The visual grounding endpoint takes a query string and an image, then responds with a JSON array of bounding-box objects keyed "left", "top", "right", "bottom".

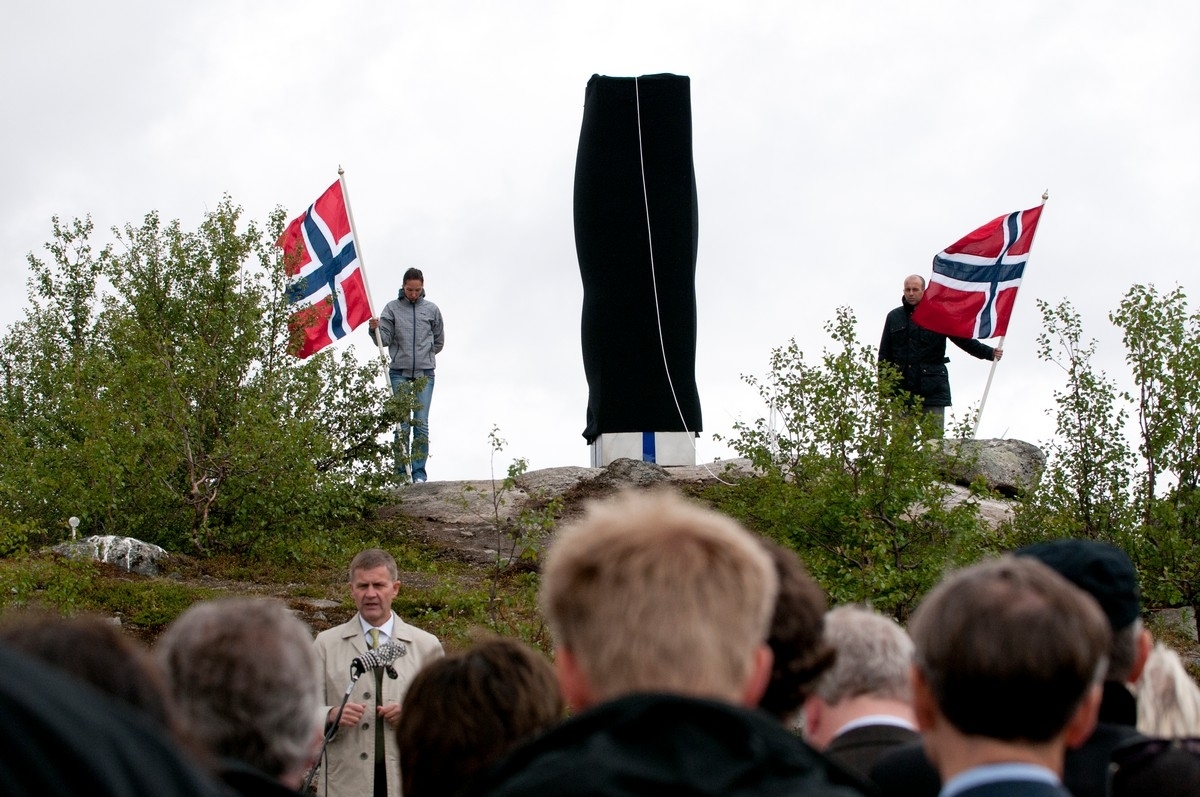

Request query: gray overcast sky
[{"left": 3, "top": 1, "right": 1197, "bottom": 480}]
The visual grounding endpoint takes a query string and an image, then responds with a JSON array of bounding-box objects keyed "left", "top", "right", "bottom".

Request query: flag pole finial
[
  {"left": 1042, "top": 189, "right": 1049, "bottom": 202},
  {"left": 338, "top": 165, "right": 344, "bottom": 176}
]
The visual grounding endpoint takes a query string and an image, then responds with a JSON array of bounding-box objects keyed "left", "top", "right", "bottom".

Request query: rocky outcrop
[
  {"left": 383, "top": 458, "right": 757, "bottom": 565},
  {"left": 52, "top": 535, "right": 169, "bottom": 576},
  {"left": 937, "top": 438, "right": 1046, "bottom": 497},
  {"left": 942, "top": 484, "right": 1016, "bottom": 528}
]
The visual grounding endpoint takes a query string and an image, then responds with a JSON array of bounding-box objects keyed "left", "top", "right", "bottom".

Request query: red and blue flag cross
[{"left": 285, "top": 204, "right": 358, "bottom": 340}]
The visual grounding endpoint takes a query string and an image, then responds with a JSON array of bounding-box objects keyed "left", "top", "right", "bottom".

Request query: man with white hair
[
  {"left": 803, "top": 605, "right": 920, "bottom": 779},
  {"left": 157, "top": 597, "right": 324, "bottom": 797}
]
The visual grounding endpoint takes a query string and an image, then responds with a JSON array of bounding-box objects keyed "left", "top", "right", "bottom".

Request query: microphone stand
[{"left": 303, "top": 662, "right": 368, "bottom": 794}]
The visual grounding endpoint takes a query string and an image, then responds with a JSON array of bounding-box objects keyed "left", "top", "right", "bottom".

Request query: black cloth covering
[{"left": 575, "top": 73, "right": 702, "bottom": 443}]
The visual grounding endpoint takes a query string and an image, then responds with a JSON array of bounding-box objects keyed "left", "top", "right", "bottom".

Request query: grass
[{"left": 0, "top": 512, "right": 546, "bottom": 653}]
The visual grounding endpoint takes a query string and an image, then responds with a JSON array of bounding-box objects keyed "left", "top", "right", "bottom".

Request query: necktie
[{"left": 368, "top": 628, "right": 386, "bottom": 796}]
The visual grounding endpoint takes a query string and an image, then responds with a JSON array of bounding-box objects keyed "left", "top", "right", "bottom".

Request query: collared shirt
[
  {"left": 358, "top": 614, "right": 396, "bottom": 646},
  {"left": 941, "top": 762, "right": 1060, "bottom": 797},
  {"left": 833, "top": 714, "right": 919, "bottom": 740}
]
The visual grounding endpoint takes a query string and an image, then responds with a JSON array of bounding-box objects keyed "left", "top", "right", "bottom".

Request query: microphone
[{"left": 350, "top": 641, "right": 408, "bottom": 679}]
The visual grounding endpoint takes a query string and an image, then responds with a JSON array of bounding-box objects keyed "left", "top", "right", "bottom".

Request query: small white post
[{"left": 68, "top": 516, "right": 80, "bottom": 540}]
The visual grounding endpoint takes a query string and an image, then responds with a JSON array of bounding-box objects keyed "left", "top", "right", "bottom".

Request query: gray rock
[
  {"left": 664, "top": 458, "right": 756, "bottom": 484},
  {"left": 294, "top": 597, "right": 342, "bottom": 611},
  {"left": 942, "top": 484, "right": 1016, "bottom": 529},
  {"left": 515, "top": 466, "right": 598, "bottom": 497},
  {"left": 398, "top": 478, "right": 530, "bottom": 525},
  {"left": 938, "top": 438, "right": 1046, "bottom": 497},
  {"left": 594, "top": 458, "right": 671, "bottom": 488},
  {"left": 1149, "top": 607, "right": 1199, "bottom": 642},
  {"left": 52, "top": 535, "right": 169, "bottom": 577}
]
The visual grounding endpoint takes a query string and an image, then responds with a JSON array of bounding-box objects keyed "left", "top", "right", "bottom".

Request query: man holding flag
[
  {"left": 878, "top": 274, "right": 1001, "bottom": 434},
  {"left": 879, "top": 202, "right": 1044, "bottom": 435}
]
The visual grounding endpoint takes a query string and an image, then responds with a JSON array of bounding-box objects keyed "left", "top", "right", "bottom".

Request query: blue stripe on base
[{"left": 643, "top": 432, "right": 656, "bottom": 463}]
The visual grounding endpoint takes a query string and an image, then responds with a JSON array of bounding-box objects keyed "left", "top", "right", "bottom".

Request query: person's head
[
  {"left": 0, "top": 642, "right": 219, "bottom": 797},
  {"left": 396, "top": 636, "right": 564, "bottom": 797},
  {"left": 910, "top": 556, "right": 1110, "bottom": 749},
  {"left": 1016, "top": 539, "right": 1152, "bottom": 684},
  {"left": 349, "top": 548, "right": 400, "bottom": 627},
  {"left": 903, "top": 274, "right": 926, "bottom": 305},
  {"left": 757, "top": 538, "right": 835, "bottom": 722},
  {"left": 540, "top": 488, "right": 778, "bottom": 709},
  {"left": 402, "top": 267, "right": 425, "bottom": 303},
  {"left": 0, "top": 610, "right": 177, "bottom": 732},
  {"left": 155, "top": 598, "right": 322, "bottom": 788},
  {"left": 1135, "top": 642, "right": 1200, "bottom": 738},
  {"left": 803, "top": 605, "right": 915, "bottom": 748}
]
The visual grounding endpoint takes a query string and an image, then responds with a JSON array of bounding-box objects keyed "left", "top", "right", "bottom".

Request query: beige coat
[{"left": 313, "top": 614, "right": 444, "bottom": 797}]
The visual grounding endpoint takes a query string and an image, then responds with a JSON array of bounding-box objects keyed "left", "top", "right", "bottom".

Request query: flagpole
[
  {"left": 972, "top": 190, "right": 1050, "bottom": 438},
  {"left": 337, "top": 166, "right": 390, "bottom": 376},
  {"left": 338, "top": 167, "right": 406, "bottom": 472}
]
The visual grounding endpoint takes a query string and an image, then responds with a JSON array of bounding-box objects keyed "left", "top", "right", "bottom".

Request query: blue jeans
[{"left": 390, "top": 369, "right": 434, "bottom": 481}]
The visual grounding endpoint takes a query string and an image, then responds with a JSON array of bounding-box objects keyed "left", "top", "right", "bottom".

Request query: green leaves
[
  {"left": 0, "top": 199, "right": 395, "bottom": 557},
  {"left": 1012, "top": 298, "right": 1135, "bottom": 542},
  {"left": 714, "top": 306, "right": 985, "bottom": 621},
  {"left": 1010, "top": 287, "right": 1200, "bottom": 615}
]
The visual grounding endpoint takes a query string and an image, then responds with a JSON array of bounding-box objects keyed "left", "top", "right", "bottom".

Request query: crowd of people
[{"left": 2, "top": 488, "right": 1199, "bottom": 797}]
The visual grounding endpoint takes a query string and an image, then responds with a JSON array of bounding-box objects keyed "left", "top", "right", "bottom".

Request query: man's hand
[
  {"left": 332, "top": 701, "right": 367, "bottom": 728},
  {"left": 368, "top": 317, "right": 379, "bottom": 330},
  {"left": 994, "top": 348, "right": 1004, "bottom": 361},
  {"left": 378, "top": 702, "right": 402, "bottom": 729}
]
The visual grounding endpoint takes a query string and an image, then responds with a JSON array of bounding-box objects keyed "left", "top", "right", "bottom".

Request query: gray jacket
[{"left": 371, "top": 294, "right": 444, "bottom": 374}]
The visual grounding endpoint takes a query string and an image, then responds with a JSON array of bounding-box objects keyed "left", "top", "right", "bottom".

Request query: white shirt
[
  {"left": 358, "top": 613, "right": 395, "bottom": 646},
  {"left": 833, "top": 714, "right": 919, "bottom": 740},
  {"left": 940, "top": 762, "right": 1060, "bottom": 797}
]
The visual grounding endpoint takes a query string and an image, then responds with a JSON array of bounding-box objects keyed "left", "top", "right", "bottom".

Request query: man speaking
[{"left": 313, "top": 548, "right": 444, "bottom": 797}]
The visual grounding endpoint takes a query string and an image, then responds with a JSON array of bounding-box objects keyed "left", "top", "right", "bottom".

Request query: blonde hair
[
  {"left": 1136, "top": 642, "right": 1200, "bottom": 737},
  {"left": 540, "top": 488, "right": 777, "bottom": 704}
]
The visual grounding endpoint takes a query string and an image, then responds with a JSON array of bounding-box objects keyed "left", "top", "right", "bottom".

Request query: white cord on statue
[{"left": 633, "top": 76, "right": 733, "bottom": 486}]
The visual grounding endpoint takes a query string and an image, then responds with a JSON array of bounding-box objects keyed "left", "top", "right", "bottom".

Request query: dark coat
[
  {"left": 951, "top": 781, "right": 1070, "bottom": 797},
  {"left": 869, "top": 682, "right": 1196, "bottom": 797},
  {"left": 1110, "top": 737, "right": 1200, "bottom": 796},
  {"left": 878, "top": 300, "right": 995, "bottom": 407},
  {"left": 219, "top": 759, "right": 305, "bottom": 797},
  {"left": 464, "top": 692, "right": 871, "bottom": 796},
  {"left": 826, "top": 724, "right": 921, "bottom": 783},
  {"left": 0, "top": 643, "right": 224, "bottom": 797}
]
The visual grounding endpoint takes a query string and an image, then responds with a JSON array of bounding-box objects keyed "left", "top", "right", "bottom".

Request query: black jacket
[
  {"left": 870, "top": 682, "right": 1196, "bottom": 797},
  {"left": 218, "top": 759, "right": 305, "bottom": 797},
  {"left": 464, "top": 692, "right": 871, "bottom": 796},
  {"left": 826, "top": 724, "right": 921, "bottom": 783},
  {"left": 0, "top": 643, "right": 224, "bottom": 797},
  {"left": 878, "top": 300, "right": 995, "bottom": 407}
]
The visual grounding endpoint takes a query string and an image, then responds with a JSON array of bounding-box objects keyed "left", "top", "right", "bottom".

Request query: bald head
[{"left": 903, "top": 275, "right": 926, "bottom": 306}]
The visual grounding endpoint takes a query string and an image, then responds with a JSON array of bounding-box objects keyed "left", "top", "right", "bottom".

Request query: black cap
[{"left": 1015, "top": 539, "right": 1140, "bottom": 630}]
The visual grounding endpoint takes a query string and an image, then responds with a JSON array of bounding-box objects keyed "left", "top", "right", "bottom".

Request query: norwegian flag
[
  {"left": 912, "top": 204, "right": 1044, "bottom": 339},
  {"left": 277, "top": 180, "right": 372, "bottom": 358}
]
